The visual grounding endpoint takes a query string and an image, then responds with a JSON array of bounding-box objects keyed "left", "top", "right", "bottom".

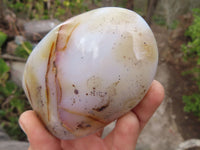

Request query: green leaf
[
  {"left": 181, "top": 9, "right": 200, "bottom": 107},
  {"left": 14, "top": 41, "right": 32, "bottom": 58},
  {"left": 0, "top": 110, "right": 6, "bottom": 117},
  {"left": 10, "top": 98, "right": 25, "bottom": 113},
  {"left": 0, "top": 59, "right": 10, "bottom": 76},
  {"left": 152, "top": 15, "right": 166, "bottom": 26},
  {"left": 0, "top": 31, "right": 7, "bottom": 48},
  {"left": 0, "top": 80, "right": 17, "bottom": 97},
  {"left": 183, "top": 94, "right": 200, "bottom": 117},
  {"left": 0, "top": 59, "right": 10, "bottom": 85}
]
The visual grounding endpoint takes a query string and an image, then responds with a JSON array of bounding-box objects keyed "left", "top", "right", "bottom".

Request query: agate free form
[{"left": 22, "top": 7, "right": 158, "bottom": 139}]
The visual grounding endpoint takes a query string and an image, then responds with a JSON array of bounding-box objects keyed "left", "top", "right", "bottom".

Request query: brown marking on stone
[
  {"left": 61, "top": 123, "right": 74, "bottom": 134},
  {"left": 86, "top": 76, "right": 108, "bottom": 98},
  {"left": 113, "top": 81, "right": 120, "bottom": 86},
  {"left": 56, "top": 106, "right": 75, "bottom": 135},
  {"left": 64, "top": 23, "right": 79, "bottom": 50},
  {"left": 77, "top": 122, "right": 91, "bottom": 130},
  {"left": 98, "top": 91, "right": 107, "bottom": 98},
  {"left": 93, "top": 101, "right": 110, "bottom": 112},
  {"left": 106, "top": 81, "right": 120, "bottom": 96},
  {"left": 56, "top": 23, "right": 80, "bottom": 51},
  {"left": 56, "top": 77, "right": 62, "bottom": 104},
  {"left": 56, "top": 107, "right": 75, "bottom": 135},
  {"left": 74, "top": 89, "right": 79, "bottom": 95},
  {"left": 52, "top": 61, "right": 57, "bottom": 74},
  {"left": 143, "top": 42, "right": 156, "bottom": 60},
  {"left": 59, "top": 106, "right": 107, "bottom": 124},
  {"left": 45, "top": 42, "right": 55, "bottom": 122},
  {"left": 25, "top": 80, "right": 32, "bottom": 105},
  {"left": 87, "top": 76, "right": 102, "bottom": 89},
  {"left": 53, "top": 55, "right": 62, "bottom": 105},
  {"left": 45, "top": 86, "right": 50, "bottom": 121},
  {"left": 73, "top": 98, "right": 76, "bottom": 104}
]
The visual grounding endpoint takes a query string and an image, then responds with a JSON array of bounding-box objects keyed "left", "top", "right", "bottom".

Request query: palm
[
  {"left": 19, "top": 80, "right": 164, "bottom": 150},
  {"left": 61, "top": 132, "right": 115, "bottom": 150},
  {"left": 61, "top": 134, "right": 109, "bottom": 150},
  {"left": 60, "top": 112, "right": 139, "bottom": 150}
]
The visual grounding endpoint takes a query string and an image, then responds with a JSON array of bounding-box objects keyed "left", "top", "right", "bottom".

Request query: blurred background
[{"left": 0, "top": 0, "right": 200, "bottom": 149}]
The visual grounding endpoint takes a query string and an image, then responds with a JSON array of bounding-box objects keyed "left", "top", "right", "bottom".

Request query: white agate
[{"left": 22, "top": 7, "right": 158, "bottom": 139}]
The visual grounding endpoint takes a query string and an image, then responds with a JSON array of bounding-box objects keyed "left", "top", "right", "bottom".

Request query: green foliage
[
  {"left": 183, "top": 94, "right": 200, "bottom": 118},
  {"left": 114, "top": 0, "right": 128, "bottom": 8},
  {"left": 181, "top": 8, "right": 200, "bottom": 118},
  {"left": 152, "top": 15, "right": 179, "bottom": 29},
  {"left": 14, "top": 41, "right": 32, "bottom": 59},
  {"left": 4, "top": 0, "right": 90, "bottom": 20},
  {"left": 93, "top": 0, "right": 101, "bottom": 5},
  {"left": 0, "top": 58, "right": 29, "bottom": 140},
  {"left": 0, "top": 80, "right": 17, "bottom": 97},
  {"left": 0, "top": 31, "right": 7, "bottom": 48},
  {"left": 0, "top": 59, "right": 10, "bottom": 85},
  {"left": 169, "top": 20, "right": 179, "bottom": 30},
  {"left": 152, "top": 15, "right": 166, "bottom": 26},
  {"left": 7, "top": 1, "right": 26, "bottom": 12},
  {"left": 182, "top": 9, "right": 200, "bottom": 60}
]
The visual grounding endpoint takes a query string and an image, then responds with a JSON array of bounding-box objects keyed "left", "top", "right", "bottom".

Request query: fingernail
[{"left": 19, "top": 119, "right": 27, "bottom": 135}]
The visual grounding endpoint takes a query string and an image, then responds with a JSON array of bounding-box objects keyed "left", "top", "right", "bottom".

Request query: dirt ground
[{"left": 151, "top": 23, "right": 200, "bottom": 141}]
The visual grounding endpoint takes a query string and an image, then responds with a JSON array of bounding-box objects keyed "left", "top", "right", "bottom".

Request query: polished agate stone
[{"left": 22, "top": 7, "right": 158, "bottom": 139}]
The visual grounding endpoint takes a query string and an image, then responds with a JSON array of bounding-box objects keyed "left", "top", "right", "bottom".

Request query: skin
[{"left": 19, "top": 80, "right": 164, "bottom": 150}]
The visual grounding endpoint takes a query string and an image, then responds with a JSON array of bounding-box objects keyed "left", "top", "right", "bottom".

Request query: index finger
[{"left": 132, "top": 80, "right": 165, "bottom": 130}]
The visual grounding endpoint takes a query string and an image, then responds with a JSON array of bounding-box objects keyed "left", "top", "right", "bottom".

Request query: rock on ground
[
  {"left": 177, "top": 139, "right": 200, "bottom": 150},
  {"left": 10, "top": 62, "right": 25, "bottom": 87},
  {"left": 0, "top": 128, "right": 29, "bottom": 150},
  {"left": 24, "top": 19, "right": 60, "bottom": 42},
  {"left": 0, "top": 141, "right": 29, "bottom": 150},
  {"left": 0, "top": 128, "right": 10, "bottom": 141}
]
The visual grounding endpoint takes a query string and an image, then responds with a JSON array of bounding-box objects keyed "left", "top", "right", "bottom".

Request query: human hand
[{"left": 19, "top": 80, "right": 164, "bottom": 150}]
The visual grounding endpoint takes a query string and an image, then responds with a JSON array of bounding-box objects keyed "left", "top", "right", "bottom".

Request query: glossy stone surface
[{"left": 22, "top": 7, "right": 158, "bottom": 139}]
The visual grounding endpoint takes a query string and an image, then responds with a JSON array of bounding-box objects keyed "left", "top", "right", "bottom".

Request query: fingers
[
  {"left": 61, "top": 129, "right": 105, "bottom": 150},
  {"left": 104, "top": 80, "right": 164, "bottom": 150},
  {"left": 19, "top": 110, "right": 61, "bottom": 150},
  {"left": 132, "top": 80, "right": 165, "bottom": 131},
  {"left": 104, "top": 112, "right": 140, "bottom": 150},
  {"left": 18, "top": 80, "right": 164, "bottom": 150}
]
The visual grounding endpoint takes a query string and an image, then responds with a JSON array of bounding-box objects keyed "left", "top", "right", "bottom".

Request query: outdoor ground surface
[
  {"left": 137, "top": 23, "right": 200, "bottom": 149},
  {"left": 152, "top": 23, "right": 200, "bottom": 140}
]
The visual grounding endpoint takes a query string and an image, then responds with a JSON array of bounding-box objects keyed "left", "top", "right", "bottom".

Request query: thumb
[{"left": 19, "top": 110, "right": 61, "bottom": 150}]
